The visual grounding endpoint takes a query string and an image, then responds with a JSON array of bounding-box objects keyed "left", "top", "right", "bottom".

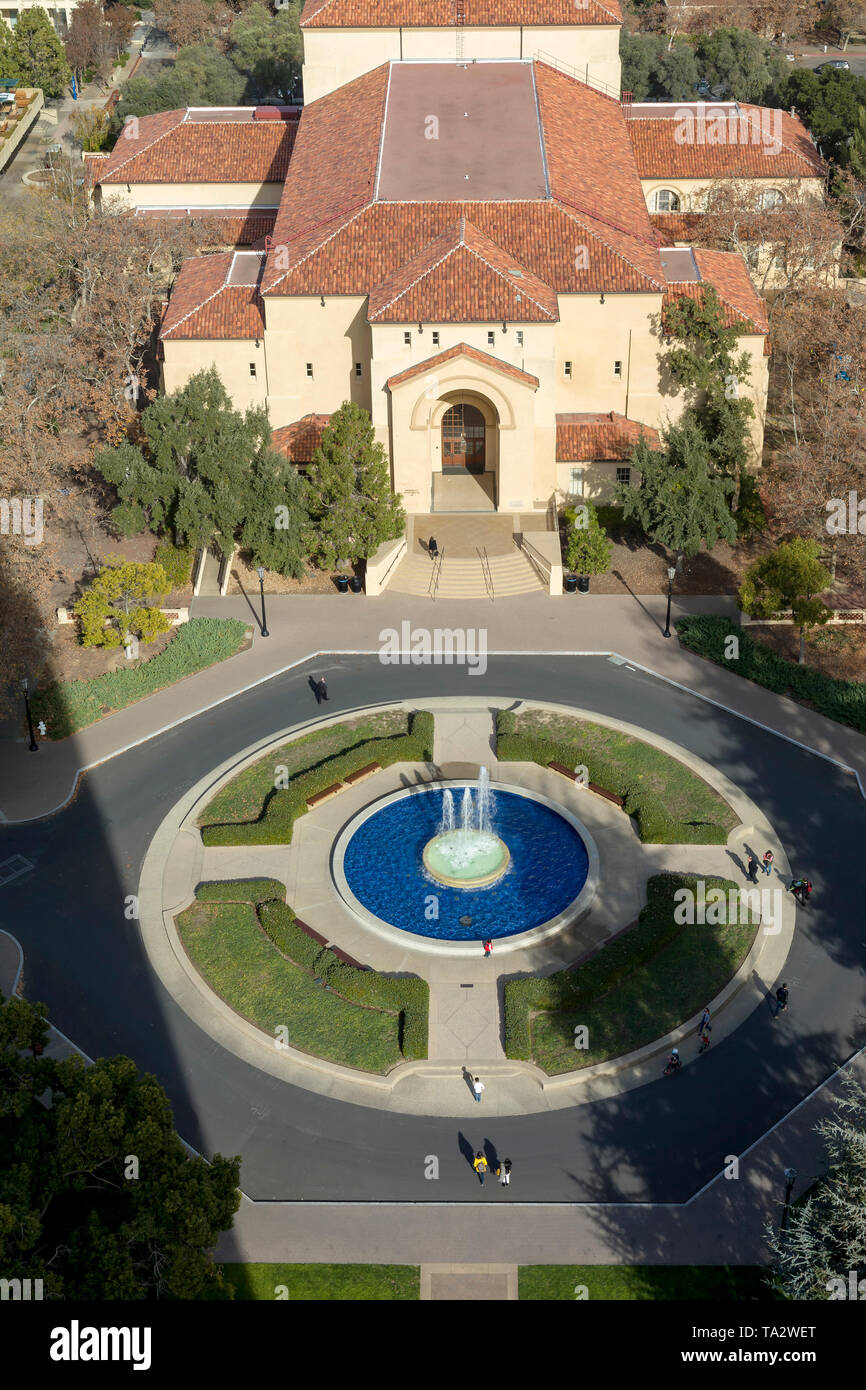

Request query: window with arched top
[
  {"left": 756, "top": 188, "right": 784, "bottom": 211},
  {"left": 650, "top": 189, "right": 680, "bottom": 213}
]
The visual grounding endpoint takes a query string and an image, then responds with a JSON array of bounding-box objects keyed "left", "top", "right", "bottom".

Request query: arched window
[
  {"left": 650, "top": 188, "right": 680, "bottom": 213},
  {"left": 756, "top": 188, "right": 784, "bottom": 211}
]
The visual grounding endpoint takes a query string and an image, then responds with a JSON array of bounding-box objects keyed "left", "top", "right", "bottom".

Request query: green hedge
[
  {"left": 196, "top": 879, "right": 285, "bottom": 905},
  {"left": 154, "top": 541, "right": 195, "bottom": 589},
  {"left": 496, "top": 710, "right": 731, "bottom": 845},
  {"left": 202, "top": 710, "right": 435, "bottom": 846},
  {"left": 32, "top": 618, "right": 249, "bottom": 739},
  {"left": 676, "top": 615, "right": 866, "bottom": 734},
  {"left": 504, "top": 873, "right": 752, "bottom": 1062},
  {"left": 210, "top": 891, "right": 429, "bottom": 1061}
]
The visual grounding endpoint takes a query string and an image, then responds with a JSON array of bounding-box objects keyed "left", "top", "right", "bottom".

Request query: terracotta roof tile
[
  {"left": 663, "top": 246, "right": 769, "bottom": 335},
  {"left": 626, "top": 103, "right": 825, "bottom": 179},
  {"left": 301, "top": 0, "right": 622, "bottom": 26},
  {"left": 135, "top": 207, "right": 278, "bottom": 247},
  {"left": 97, "top": 111, "right": 297, "bottom": 185},
  {"left": 650, "top": 211, "right": 704, "bottom": 243},
  {"left": 368, "top": 218, "right": 559, "bottom": 322},
  {"left": 387, "top": 342, "right": 539, "bottom": 389},
  {"left": 556, "top": 412, "right": 660, "bottom": 460},
  {"left": 160, "top": 253, "right": 265, "bottom": 339},
  {"left": 272, "top": 414, "right": 332, "bottom": 460}
]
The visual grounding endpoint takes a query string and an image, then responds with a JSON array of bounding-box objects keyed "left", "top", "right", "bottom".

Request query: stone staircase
[{"left": 387, "top": 544, "right": 544, "bottom": 599}]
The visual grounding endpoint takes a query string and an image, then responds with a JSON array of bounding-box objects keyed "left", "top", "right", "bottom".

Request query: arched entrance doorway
[{"left": 441, "top": 402, "right": 486, "bottom": 474}]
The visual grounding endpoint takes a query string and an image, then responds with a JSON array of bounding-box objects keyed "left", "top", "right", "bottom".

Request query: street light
[
  {"left": 21, "top": 679, "right": 38, "bottom": 752},
  {"left": 663, "top": 564, "right": 676, "bottom": 638},
  {"left": 780, "top": 1166, "right": 797, "bottom": 1233},
  {"left": 256, "top": 566, "right": 269, "bottom": 638}
]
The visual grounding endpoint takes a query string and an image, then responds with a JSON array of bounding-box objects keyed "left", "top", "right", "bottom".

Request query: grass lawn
[
  {"left": 176, "top": 900, "right": 403, "bottom": 1072},
  {"left": 222, "top": 1264, "right": 420, "bottom": 1300},
  {"left": 499, "top": 709, "right": 737, "bottom": 844},
  {"left": 198, "top": 709, "right": 409, "bottom": 828},
  {"left": 519, "top": 1266, "right": 776, "bottom": 1301}
]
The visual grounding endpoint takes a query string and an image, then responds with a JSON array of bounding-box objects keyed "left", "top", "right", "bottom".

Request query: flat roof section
[
  {"left": 660, "top": 247, "right": 700, "bottom": 282},
  {"left": 376, "top": 62, "right": 548, "bottom": 203}
]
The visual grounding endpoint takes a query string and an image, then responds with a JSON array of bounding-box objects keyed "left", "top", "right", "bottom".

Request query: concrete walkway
[{"left": 2, "top": 594, "right": 864, "bottom": 823}]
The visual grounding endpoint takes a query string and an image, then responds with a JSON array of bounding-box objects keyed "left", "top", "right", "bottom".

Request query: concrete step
[{"left": 387, "top": 547, "right": 544, "bottom": 599}]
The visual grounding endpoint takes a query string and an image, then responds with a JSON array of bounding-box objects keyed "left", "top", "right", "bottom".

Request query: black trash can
[
  {"left": 349, "top": 575, "right": 363, "bottom": 594},
  {"left": 564, "top": 574, "right": 578, "bottom": 594},
  {"left": 577, "top": 575, "right": 590, "bottom": 593},
  {"left": 336, "top": 574, "right": 349, "bottom": 593}
]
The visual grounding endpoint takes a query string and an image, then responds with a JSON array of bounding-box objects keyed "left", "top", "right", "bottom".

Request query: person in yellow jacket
[{"left": 473, "top": 1152, "right": 488, "bottom": 1186}]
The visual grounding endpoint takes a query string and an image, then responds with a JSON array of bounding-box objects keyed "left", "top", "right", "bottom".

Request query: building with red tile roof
[{"left": 271, "top": 414, "right": 333, "bottom": 462}]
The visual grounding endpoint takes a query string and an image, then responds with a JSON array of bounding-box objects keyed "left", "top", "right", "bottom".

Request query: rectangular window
[
  {"left": 403, "top": 331, "right": 411, "bottom": 346},
  {"left": 306, "top": 363, "right": 313, "bottom": 378},
  {"left": 613, "top": 360, "right": 622, "bottom": 378},
  {"left": 516, "top": 331, "right": 524, "bottom": 347},
  {"left": 570, "top": 467, "right": 584, "bottom": 496},
  {"left": 616, "top": 466, "right": 631, "bottom": 486},
  {"left": 432, "top": 331, "right": 440, "bottom": 346},
  {"left": 355, "top": 362, "right": 362, "bottom": 377},
  {"left": 564, "top": 361, "right": 572, "bottom": 378},
  {"left": 249, "top": 363, "right": 257, "bottom": 377},
  {"left": 487, "top": 331, "right": 495, "bottom": 345}
]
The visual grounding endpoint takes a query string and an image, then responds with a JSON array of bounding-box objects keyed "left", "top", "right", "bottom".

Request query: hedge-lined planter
[
  {"left": 504, "top": 873, "right": 757, "bottom": 1072},
  {"left": 496, "top": 710, "right": 735, "bottom": 845},
  {"left": 201, "top": 711, "right": 435, "bottom": 846},
  {"left": 677, "top": 614, "right": 866, "bottom": 734}
]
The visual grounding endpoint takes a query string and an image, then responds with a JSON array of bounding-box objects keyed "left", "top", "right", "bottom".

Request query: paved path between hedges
[{"left": 1, "top": 594, "right": 864, "bottom": 824}]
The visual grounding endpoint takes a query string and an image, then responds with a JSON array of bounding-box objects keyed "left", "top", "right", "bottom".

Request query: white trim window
[
  {"left": 650, "top": 188, "right": 680, "bottom": 213},
  {"left": 569, "top": 466, "right": 585, "bottom": 497},
  {"left": 755, "top": 188, "right": 784, "bottom": 211}
]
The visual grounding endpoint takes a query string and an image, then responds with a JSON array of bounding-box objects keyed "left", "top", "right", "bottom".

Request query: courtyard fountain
[{"left": 421, "top": 767, "right": 511, "bottom": 888}]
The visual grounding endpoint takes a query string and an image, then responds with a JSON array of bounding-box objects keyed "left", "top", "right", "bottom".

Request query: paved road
[{"left": 1, "top": 654, "right": 864, "bottom": 1203}]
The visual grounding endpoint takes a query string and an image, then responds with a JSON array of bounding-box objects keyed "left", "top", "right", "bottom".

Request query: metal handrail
[
  {"left": 477, "top": 546, "right": 494, "bottom": 603},
  {"left": 532, "top": 50, "right": 623, "bottom": 102},
  {"left": 429, "top": 546, "right": 444, "bottom": 601}
]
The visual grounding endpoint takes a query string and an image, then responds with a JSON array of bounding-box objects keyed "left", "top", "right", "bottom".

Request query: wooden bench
[
  {"left": 306, "top": 782, "right": 344, "bottom": 810},
  {"left": 294, "top": 918, "right": 329, "bottom": 948},
  {"left": 329, "top": 945, "right": 369, "bottom": 970},
  {"left": 548, "top": 761, "right": 626, "bottom": 809},
  {"left": 344, "top": 762, "right": 382, "bottom": 786}
]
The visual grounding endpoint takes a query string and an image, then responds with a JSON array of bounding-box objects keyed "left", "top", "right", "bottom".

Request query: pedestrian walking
[
  {"left": 698, "top": 1006, "right": 711, "bottom": 1035},
  {"left": 482, "top": 939, "right": 492, "bottom": 958},
  {"left": 746, "top": 853, "right": 759, "bottom": 884},
  {"left": 790, "top": 878, "right": 811, "bottom": 907},
  {"left": 472, "top": 1075, "right": 485, "bottom": 1103},
  {"left": 663, "top": 1047, "right": 681, "bottom": 1075},
  {"left": 473, "top": 1152, "right": 488, "bottom": 1186},
  {"left": 497, "top": 1158, "right": 512, "bottom": 1186},
  {"left": 429, "top": 535, "right": 439, "bottom": 558},
  {"left": 762, "top": 850, "right": 774, "bottom": 876},
  {"left": 774, "top": 982, "right": 789, "bottom": 1016},
  {"left": 318, "top": 677, "right": 329, "bottom": 703},
  {"left": 698, "top": 1023, "right": 712, "bottom": 1053}
]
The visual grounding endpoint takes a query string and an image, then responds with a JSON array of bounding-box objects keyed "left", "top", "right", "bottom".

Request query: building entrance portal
[{"left": 441, "top": 402, "right": 486, "bottom": 473}]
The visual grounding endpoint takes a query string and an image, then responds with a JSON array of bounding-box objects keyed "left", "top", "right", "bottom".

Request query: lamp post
[
  {"left": 780, "top": 1166, "right": 797, "bottom": 1233},
  {"left": 663, "top": 564, "right": 676, "bottom": 638},
  {"left": 22, "top": 679, "right": 38, "bottom": 752},
  {"left": 256, "top": 566, "right": 269, "bottom": 638}
]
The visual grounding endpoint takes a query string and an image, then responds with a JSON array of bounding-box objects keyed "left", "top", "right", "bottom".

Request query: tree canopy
[
  {"left": 775, "top": 68, "right": 866, "bottom": 177},
  {"left": 739, "top": 538, "right": 832, "bottom": 662},
  {"left": 304, "top": 402, "right": 405, "bottom": 568},
  {"left": 617, "top": 418, "right": 737, "bottom": 564},
  {"left": 6, "top": 7, "right": 72, "bottom": 97}
]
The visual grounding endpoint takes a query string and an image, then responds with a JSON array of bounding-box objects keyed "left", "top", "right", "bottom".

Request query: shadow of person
[
  {"left": 308, "top": 675, "right": 322, "bottom": 705},
  {"left": 457, "top": 1131, "right": 475, "bottom": 1169},
  {"left": 461, "top": 1066, "right": 476, "bottom": 1098},
  {"left": 726, "top": 849, "right": 746, "bottom": 877},
  {"left": 483, "top": 1138, "right": 499, "bottom": 1171}
]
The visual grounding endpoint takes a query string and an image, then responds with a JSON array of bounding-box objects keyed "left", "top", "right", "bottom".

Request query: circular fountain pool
[{"left": 332, "top": 779, "right": 595, "bottom": 943}]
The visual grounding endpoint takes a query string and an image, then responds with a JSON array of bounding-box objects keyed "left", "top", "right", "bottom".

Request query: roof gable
[
  {"left": 556, "top": 412, "right": 660, "bottom": 460},
  {"left": 160, "top": 252, "right": 265, "bottom": 339},
  {"left": 387, "top": 341, "right": 540, "bottom": 389},
  {"left": 97, "top": 110, "right": 297, "bottom": 185}
]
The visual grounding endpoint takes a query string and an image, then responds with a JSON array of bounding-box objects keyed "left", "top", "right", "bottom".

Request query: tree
[
  {"left": 65, "top": 0, "right": 112, "bottom": 90},
  {"left": 619, "top": 31, "right": 699, "bottom": 101},
  {"left": 72, "top": 104, "right": 114, "bottom": 152},
  {"left": 227, "top": 1, "right": 302, "bottom": 101},
  {"left": 564, "top": 502, "right": 614, "bottom": 577},
  {"left": 617, "top": 419, "right": 737, "bottom": 567},
  {"left": 116, "top": 41, "right": 246, "bottom": 119},
  {"left": 694, "top": 28, "right": 788, "bottom": 103},
  {"left": 739, "top": 538, "right": 832, "bottom": 662},
  {"left": 824, "top": 0, "right": 866, "bottom": 50},
  {"left": 0, "top": 997, "right": 241, "bottom": 1299},
  {"left": 74, "top": 558, "right": 171, "bottom": 648},
  {"left": 9, "top": 7, "right": 72, "bottom": 96},
  {"left": 304, "top": 403, "right": 406, "bottom": 569},
  {"left": 93, "top": 369, "right": 309, "bottom": 576},
  {"left": 775, "top": 68, "right": 866, "bottom": 174},
  {"left": 766, "top": 1073, "right": 866, "bottom": 1298},
  {"left": 0, "top": 20, "right": 19, "bottom": 81},
  {"left": 153, "top": 0, "right": 227, "bottom": 48}
]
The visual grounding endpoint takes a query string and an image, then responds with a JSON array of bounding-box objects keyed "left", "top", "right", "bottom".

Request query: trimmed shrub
[
  {"left": 196, "top": 879, "right": 285, "bottom": 904},
  {"left": 31, "top": 618, "right": 249, "bottom": 739},
  {"left": 676, "top": 615, "right": 866, "bottom": 734},
  {"left": 154, "top": 541, "right": 195, "bottom": 590},
  {"left": 495, "top": 712, "right": 731, "bottom": 845},
  {"left": 202, "top": 710, "right": 435, "bottom": 846},
  {"left": 258, "top": 899, "right": 322, "bottom": 972}
]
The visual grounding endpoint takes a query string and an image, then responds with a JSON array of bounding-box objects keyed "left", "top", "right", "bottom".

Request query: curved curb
[{"left": 137, "top": 696, "right": 797, "bottom": 1116}]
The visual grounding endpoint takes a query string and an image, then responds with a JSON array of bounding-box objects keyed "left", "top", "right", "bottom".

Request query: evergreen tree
[
  {"left": 617, "top": 419, "right": 737, "bottom": 568},
  {"left": 93, "top": 369, "right": 309, "bottom": 578},
  {"left": 304, "top": 402, "right": 405, "bottom": 568},
  {"left": 738, "top": 538, "right": 832, "bottom": 664},
  {"left": 564, "top": 502, "right": 613, "bottom": 578},
  {"left": 228, "top": 1, "right": 302, "bottom": 101},
  {"left": 775, "top": 68, "right": 866, "bottom": 171},
  {"left": 0, "top": 20, "right": 19, "bottom": 81},
  {"left": 694, "top": 28, "right": 788, "bottom": 104},
  {"left": 10, "top": 8, "right": 72, "bottom": 97}
]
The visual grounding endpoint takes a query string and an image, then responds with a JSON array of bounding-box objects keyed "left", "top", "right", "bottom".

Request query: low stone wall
[
  {"left": 57, "top": 606, "right": 190, "bottom": 626},
  {"left": 740, "top": 608, "right": 866, "bottom": 626},
  {"left": 518, "top": 530, "right": 563, "bottom": 597},
  {"left": 365, "top": 534, "right": 407, "bottom": 596},
  {"left": 0, "top": 89, "right": 44, "bottom": 173}
]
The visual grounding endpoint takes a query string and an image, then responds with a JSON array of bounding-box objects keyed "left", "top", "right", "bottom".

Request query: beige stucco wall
[
  {"left": 302, "top": 24, "right": 621, "bottom": 103},
  {"left": 556, "top": 460, "right": 642, "bottom": 502},
  {"left": 161, "top": 338, "right": 269, "bottom": 412},
  {"left": 641, "top": 175, "right": 824, "bottom": 214},
  {"left": 100, "top": 182, "right": 284, "bottom": 211},
  {"left": 263, "top": 294, "right": 371, "bottom": 427}
]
